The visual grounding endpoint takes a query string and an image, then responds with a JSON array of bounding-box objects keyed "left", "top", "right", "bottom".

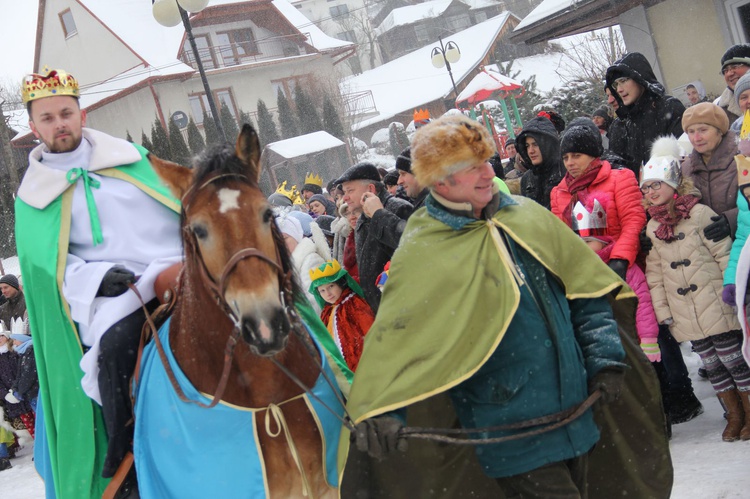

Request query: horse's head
[{"left": 150, "top": 124, "right": 299, "bottom": 356}]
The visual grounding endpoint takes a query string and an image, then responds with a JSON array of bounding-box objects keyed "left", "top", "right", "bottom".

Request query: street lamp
[
  {"left": 152, "top": 0, "right": 226, "bottom": 141},
  {"left": 431, "top": 36, "right": 461, "bottom": 97}
]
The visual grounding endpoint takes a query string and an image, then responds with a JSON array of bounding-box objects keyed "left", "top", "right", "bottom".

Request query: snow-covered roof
[
  {"left": 486, "top": 52, "right": 569, "bottom": 94},
  {"left": 462, "top": 0, "right": 503, "bottom": 9},
  {"left": 514, "top": 0, "right": 583, "bottom": 31},
  {"left": 266, "top": 131, "right": 345, "bottom": 158},
  {"left": 270, "top": 0, "right": 353, "bottom": 50},
  {"left": 376, "top": 0, "right": 454, "bottom": 36},
  {"left": 344, "top": 12, "right": 511, "bottom": 130}
]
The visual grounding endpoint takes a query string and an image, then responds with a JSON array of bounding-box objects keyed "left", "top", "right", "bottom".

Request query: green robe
[{"left": 15, "top": 144, "right": 179, "bottom": 498}]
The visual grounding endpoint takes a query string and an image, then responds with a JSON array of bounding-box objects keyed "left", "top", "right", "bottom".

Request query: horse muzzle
[{"left": 241, "top": 308, "right": 291, "bottom": 356}]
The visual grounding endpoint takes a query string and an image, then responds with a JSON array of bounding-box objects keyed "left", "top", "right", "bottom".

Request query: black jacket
[
  {"left": 605, "top": 53, "right": 685, "bottom": 176},
  {"left": 0, "top": 291, "right": 26, "bottom": 331},
  {"left": 516, "top": 117, "right": 566, "bottom": 210},
  {"left": 12, "top": 345, "right": 38, "bottom": 402},
  {"left": 355, "top": 191, "right": 413, "bottom": 312}
]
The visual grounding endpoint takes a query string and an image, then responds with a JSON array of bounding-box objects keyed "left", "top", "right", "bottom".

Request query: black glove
[
  {"left": 704, "top": 215, "right": 731, "bottom": 242},
  {"left": 607, "top": 259, "right": 628, "bottom": 280},
  {"left": 588, "top": 367, "right": 625, "bottom": 404},
  {"left": 353, "top": 416, "right": 408, "bottom": 460},
  {"left": 97, "top": 266, "right": 136, "bottom": 297},
  {"left": 639, "top": 227, "right": 653, "bottom": 255}
]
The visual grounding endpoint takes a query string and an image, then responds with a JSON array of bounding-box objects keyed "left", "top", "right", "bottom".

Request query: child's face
[
  {"left": 641, "top": 180, "right": 675, "bottom": 206},
  {"left": 317, "top": 283, "right": 344, "bottom": 304},
  {"left": 584, "top": 239, "right": 606, "bottom": 252}
]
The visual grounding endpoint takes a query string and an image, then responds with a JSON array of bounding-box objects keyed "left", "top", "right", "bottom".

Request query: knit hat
[
  {"left": 682, "top": 102, "right": 729, "bottom": 135},
  {"left": 276, "top": 215, "right": 303, "bottom": 243},
  {"left": 313, "top": 215, "right": 335, "bottom": 237},
  {"left": 383, "top": 170, "right": 399, "bottom": 187},
  {"left": 411, "top": 115, "right": 496, "bottom": 187},
  {"left": 307, "top": 194, "right": 337, "bottom": 216},
  {"left": 721, "top": 44, "right": 750, "bottom": 71},
  {"left": 336, "top": 162, "right": 382, "bottom": 184},
  {"left": 641, "top": 137, "right": 682, "bottom": 188},
  {"left": 395, "top": 147, "right": 412, "bottom": 173},
  {"left": 308, "top": 260, "right": 364, "bottom": 309},
  {"left": 560, "top": 118, "right": 604, "bottom": 158},
  {"left": 0, "top": 275, "right": 19, "bottom": 290},
  {"left": 736, "top": 73, "right": 750, "bottom": 107},
  {"left": 287, "top": 210, "right": 313, "bottom": 238},
  {"left": 505, "top": 138, "right": 515, "bottom": 148}
]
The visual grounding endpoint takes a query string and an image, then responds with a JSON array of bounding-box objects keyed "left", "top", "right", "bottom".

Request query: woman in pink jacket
[{"left": 550, "top": 118, "right": 646, "bottom": 278}]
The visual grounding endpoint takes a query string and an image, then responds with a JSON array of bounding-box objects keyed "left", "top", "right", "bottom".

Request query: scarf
[
  {"left": 562, "top": 159, "right": 603, "bottom": 222},
  {"left": 647, "top": 195, "right": 701, "bottom": 241},
  {"left": 343, "top": 232, "right": 359, "bottom": 282},
  {"left": 14, "top": 338, "right": 32, "bottom": 355}
]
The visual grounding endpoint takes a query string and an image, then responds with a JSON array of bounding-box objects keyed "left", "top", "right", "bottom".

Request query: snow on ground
[{"left": 3, "top": 345, "right": 749, "bottom": 497}]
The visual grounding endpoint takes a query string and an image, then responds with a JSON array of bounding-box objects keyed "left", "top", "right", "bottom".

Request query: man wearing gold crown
[
  {"left": 340, "top": 115, "right": 672, "bottom": 498},
  {"left": 14, "top": 68, "right": 183, "bottom": 497},
  {"left": 301, "top": 172, "right": 324, "bottom": 201}
]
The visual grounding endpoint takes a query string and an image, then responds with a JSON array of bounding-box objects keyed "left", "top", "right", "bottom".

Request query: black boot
[
  {"left": 0, "top": 457, "right": 12, "bottom": 471},
  {"left": 670, "top": 391, "right": 704, "bottom": 425}
]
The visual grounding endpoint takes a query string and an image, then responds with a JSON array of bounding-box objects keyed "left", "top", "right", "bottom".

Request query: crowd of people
[{"left": 10, "top": 43, "right": 750, "bottom": 497}]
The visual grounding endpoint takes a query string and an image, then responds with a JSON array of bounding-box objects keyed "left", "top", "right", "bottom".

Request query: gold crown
[
  {"left": 309, "top": 260, "right": 342, "bottom": 282},
  {"left": 22, "top": 67, "right": 79, "bottom": 104},
  {"left": 275, "top": 181, "right": 296, "bottom": 200},
  {"left": 741, "top": 110, "right": 750, "bottom": 141},
  {"left": 413, "top": 108, "right": 430, "bottom": 123},
  {"left": 304, "top": 172, "right": 323, "bottom": 187}
]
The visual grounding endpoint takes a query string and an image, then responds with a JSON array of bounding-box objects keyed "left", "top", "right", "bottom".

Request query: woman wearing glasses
[{"left": 605, "top": 52, "right": 686, "bottom": 177}]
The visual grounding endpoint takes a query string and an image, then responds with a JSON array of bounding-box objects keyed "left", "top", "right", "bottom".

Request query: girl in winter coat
[
  {"left": 309, "top": 260, "right": 374, "bottom": 372},
  {"left": 550, "top": 118, "right": 646, "bottom": 278},
  {"left": 643, "top": 137, "right": 750, "bottom": 442}
]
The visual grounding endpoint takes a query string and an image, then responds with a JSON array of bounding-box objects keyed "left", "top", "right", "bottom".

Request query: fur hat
[
  {"left": 682, "top": 102, "right": 729, "bottom": 135},
  {"left": 411, "top": 115, "right": 496, "bottom": 187},
  {"left": 560, "top": 118, "right": 604, "bottom": 158},
  {"left": 721, "top": 44, "right": 750, "bottom": 71},
  {"left": 0, "top": 275, "right": 19, "bottom": 290},
  {"left": 641, "top": 137, "right": 682, "bottom": 188}
]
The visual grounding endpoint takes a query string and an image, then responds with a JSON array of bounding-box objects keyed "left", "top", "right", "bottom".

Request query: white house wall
[{"left": 37, "top": 0, "right": 143, "bottom": 86}]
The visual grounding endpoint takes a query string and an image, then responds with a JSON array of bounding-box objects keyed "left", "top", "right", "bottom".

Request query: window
[
  {"left": 447, "top": 14, "right": 471, "bottom": 31},
  {"left": 59, "top": 9, "right": 77, "bottom": 38},
  {"left": 182, "top": 35, "right": 216, "bottom": 70},
  {"left": 271, "top": 76, "right": 309, "bottom": 100},
  {"left": 414, "top": 24, "right": 430, "bottom": 42},
  {"left": 337, "top": 30, "right": 357, "bottom": 43},
  {"left": 216, "top": 29, "right": 259, "bottom": 66},
  {"left": 725, "top": 0, "right": 750, "bottom": 42},
  {"left": 348, "top": 55, "right": 362, "bottom": 75},
  {"left": 329, "top": 4, "right": 349, "bottom": 18},
  {"left": 474, "top": 11, "right": 488, "bottom": 23},
  {"left": 189, "top": 88, "right": 237, "bottom": 124}
]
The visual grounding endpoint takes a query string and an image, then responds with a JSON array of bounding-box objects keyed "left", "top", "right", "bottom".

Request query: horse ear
[
  {"left": 149, "top": 154, "right": 194, "bottom": 199},
  {"left": 236, "top": 124, "right": 262, "bottom": 183}
]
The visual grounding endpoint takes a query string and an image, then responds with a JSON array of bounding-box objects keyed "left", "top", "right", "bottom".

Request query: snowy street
[{"left": 2, "top": 345, "right": 747, "bottom": 498}]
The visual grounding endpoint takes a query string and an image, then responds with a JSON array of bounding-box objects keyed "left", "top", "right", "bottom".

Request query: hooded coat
[
  {"left": 606, "top": 53, "right": 686, "bottom": 176},
  {"left": 516, "top": 117, "right": 566, "bottom": 209}
]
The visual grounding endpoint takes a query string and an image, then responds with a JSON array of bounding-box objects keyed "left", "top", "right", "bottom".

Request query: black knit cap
[
  {"left": 383, "top": 170, "right": 399, "bottom": 186},
  {"left": 301, "top": 183, "right": 323, "bottom": 195},
  {"left": 721, "top": 44, "right": 750, "bottom": 70},
  {"left": 505, "top": 138, "right": 515, "bottom": 147},
  {"left": 336, "top": 162, "right": 382, "bottom": 184},
  {"left": 560, "top": 117, "right": 604, "bottom": 158},
  {"left": 0, "top": 274, "right": 19, "bottom": 290},
  {"left": 314, "top": 215, "right": 335, "bottom": 237},
  {"left": 395, "top": 147, "right": 411, "bottom": 173}
]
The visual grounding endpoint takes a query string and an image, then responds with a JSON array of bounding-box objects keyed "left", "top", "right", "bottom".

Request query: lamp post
[
  {"left": 152, "top": 0, "right": 226, "bottom": 142},
  {"left": 431, "top": 36, "right": 461, "bottom": 97}
]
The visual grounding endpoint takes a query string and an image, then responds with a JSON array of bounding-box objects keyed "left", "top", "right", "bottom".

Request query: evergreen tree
[
  {"left": 168, "top": 118, "right": 192, "bottom": 166},
  {"left": 388, "top": 122, "right": 409, "bottom": 158},
  {"left": 150, "top": 118, "right": 172, "bottom": 161},
  {"left": 257, "top": 99, "right": 281, "bottom": 145},
  {"left": 295, "top": 87, "right": 322, "bottom": 134},
  {"left": 322, "top": 95, "right": 345, "bottom": 140},
  {"left": 203, "top": 111, "right": 221, "bottom": 147},
  {"left": 125, "top": 130, "right": 133, "bottom": 143},
  {"left": 141, "top": 131, "right": 154, "bottom": 152},
  {"left": 220, "top": 104, "right": 239, "bottom": 144},
  {"left": 277, "top": 87, "right": 299, "bottom": 139},
  {"left": 186, "top": 117, "right": 205, "bottom": 155},
  {"left": 239, "top": 109, "right": 253, "bottom": 128}
]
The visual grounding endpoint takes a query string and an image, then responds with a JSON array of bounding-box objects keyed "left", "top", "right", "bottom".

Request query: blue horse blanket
[{"left": 133, "top": 318, "right": 344, "bottom": 498}]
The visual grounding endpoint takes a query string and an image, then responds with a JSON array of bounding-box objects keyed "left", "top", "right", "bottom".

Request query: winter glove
[
  {"left": 704, "top": 215, "right": 731, "bottom": 242},
  {"left": 723, "top": 284, "right": 737, "bottom": 306},
  {"left": 639, "top": 227, "right": 653, "bottom": 255},
  {"left": 97, "top": 266, "right": 136, "bottom": 297},
  {"left": 607, "top": 259, "right": 629, "bottom": 280},
  {"left": 353, "top": 416, "right": 408, "bottom": 460},
  {"left": 640, "top": 341, "right": 662, "bottom": 362},
  {"left": 4, "top": 390, "right": 19, "bottom": 404},
  {"left": 588, "top": 367, "right": 625, "bottom": 404}
]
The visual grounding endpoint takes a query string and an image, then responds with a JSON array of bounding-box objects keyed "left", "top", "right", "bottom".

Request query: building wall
[{"left": 38, "top": 0, "right": 142, "bottom": 85}]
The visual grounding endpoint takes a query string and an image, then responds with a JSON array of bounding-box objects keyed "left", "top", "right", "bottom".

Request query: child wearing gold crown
[
  {"left": 309, "top": 260, "right": 374, "bottom": 372},
  {"left": 642, "top": 137, "right": 750, "bottom": 442}
]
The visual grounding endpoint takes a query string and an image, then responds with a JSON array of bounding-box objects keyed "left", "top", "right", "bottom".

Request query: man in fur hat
[
  {"left": 0, "top": 275, "right": 26, "bottom": 331},
  {"left": 341, "top": 115, "right": 634, "bottom": 497},
  {"left": 15, "top": 68, "right": 182, "bottom": 497}
]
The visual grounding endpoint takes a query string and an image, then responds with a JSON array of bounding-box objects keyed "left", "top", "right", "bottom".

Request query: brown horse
[{"left": 135, "top": 124, "right": 341, "bottom": 498}]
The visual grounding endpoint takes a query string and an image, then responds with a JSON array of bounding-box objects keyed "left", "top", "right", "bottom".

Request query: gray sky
[{"left": 1, "top": 1, "right": 39, "bottom": 88}]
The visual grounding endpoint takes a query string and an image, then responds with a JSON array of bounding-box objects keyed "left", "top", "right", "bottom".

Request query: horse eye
[
  {"left": 191, "top": 224, "right": 209, "bottom": 240},
  {"left": 263, "top": 208, "right": 273, "bottom": 224}
]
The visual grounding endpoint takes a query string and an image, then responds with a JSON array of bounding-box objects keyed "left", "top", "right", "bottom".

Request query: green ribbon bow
[{"left": 66, "top": 168, "right": 103, "bottom": 246}]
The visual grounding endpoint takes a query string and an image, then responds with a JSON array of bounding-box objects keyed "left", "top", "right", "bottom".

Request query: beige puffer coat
[{"left": 645, "top": 203, "right": 740, "bottom": 341}]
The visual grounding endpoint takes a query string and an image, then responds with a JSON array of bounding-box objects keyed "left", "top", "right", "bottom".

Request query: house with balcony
[{"left": 19, "top": 0, "right": 354, "bottom": 148}]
